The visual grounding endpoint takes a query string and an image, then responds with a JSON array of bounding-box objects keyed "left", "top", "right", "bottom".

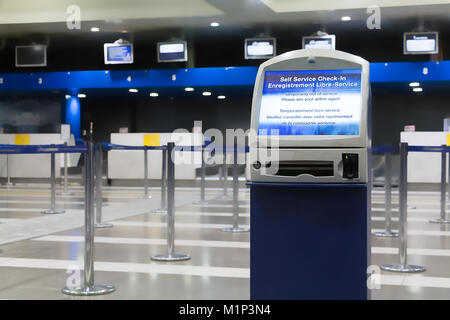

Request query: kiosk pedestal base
[{"left": 250, "top": 182, "right": 369, "bottom": 300}]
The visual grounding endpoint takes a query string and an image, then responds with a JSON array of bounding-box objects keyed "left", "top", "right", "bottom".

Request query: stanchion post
[
  {"left": 95, "top": 143, "right": 112, "bottom": 228},
  {"left": 430, "top": 145, "right": 450, "bottom": 224},
  {"left": 6, "top": 154, "right": 14, "bottom": 187},
  {"left": 42, "top": 151, "right": 65, "bottom": 215},
  {"left": 373, "top": 151, "right": 398, "bottom": 238},
  {"left": 58, "top": 142, "right": 73, "bottom": 196},
  {"left": 141, "top": 147, "right": 152, "bottom": 199},
  {"left": 153, "top": 147, "right": 168, "bottom": 213},
  {"left": 381, "top": 142, "right": 425, "bottom": 273},
  {"left": 81, "top": 153, "right": 86, "bottom": 187},
  {"left": 222, "top": 140, "right": 250, "bottom": 233},
  {"left": 151, "top": 142, "right": 190, "bottom": 262},
  {"left": 194, "top": 146, "right": 208, "bottom": 204},
  {"left": 62, "top": 140, "right": 115, "bottom": 296},
  {"left": 217, "top": 147, "right": 231, "bottom": 200}
]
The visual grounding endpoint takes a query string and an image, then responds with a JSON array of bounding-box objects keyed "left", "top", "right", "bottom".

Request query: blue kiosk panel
[{"left": 250, "top": 182, "right": 368, "bottom": 300}]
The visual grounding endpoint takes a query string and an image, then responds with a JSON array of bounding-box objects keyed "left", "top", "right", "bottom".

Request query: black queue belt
[
  {"left": 380, "top": 143, "right": 450, "bottom": 274},
  {"left": 0, "top": 142, "right": 115, "bottom": 296}
]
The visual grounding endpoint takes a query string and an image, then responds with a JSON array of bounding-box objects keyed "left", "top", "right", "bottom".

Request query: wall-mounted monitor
[
  {"left": 15, "top": 45, "right": 47, "bottom": 67},
  {"left": 157, "top": 41, "right": 187, "bottom": 62},
  {"left": 104, "top": 41, "right": 134, "bottom": 64},
  {"left": 302, "top": 35, "right": 335, "bottom": 50},
  {"left": 245, "top": 38, "right": 276, "bottom": 60},
  {"left": 404, "top": 32, "right": 438, "bottom": 54}
]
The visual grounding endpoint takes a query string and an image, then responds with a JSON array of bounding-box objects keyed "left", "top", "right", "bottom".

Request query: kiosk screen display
[{"left": 258, "top": 69, "right": 361, "bottom": 136}]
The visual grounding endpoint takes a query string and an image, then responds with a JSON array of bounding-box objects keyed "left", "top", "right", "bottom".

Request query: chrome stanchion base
[
  {"left": 94, "top": 223, "right": 114, "bottom": 228},
  {"left": 372, "top": 231, "right": 399, "bottom": 238},
  {"left": 151, "top": 253, "right": 191, "bottom": 262},
  {"left": 152, "top": 208, "right": 167, "bottom": 214},
  {"left": 62, "top": 284, "right": 115, "bottom": 296},
  {"left": 41, "top": 209, "right": 65, "bottom": 214},
  {"left": 429, "top": 218, "right": 450, "bottom": 224},
  {"left": 140, "top": 195, "right": 153, "bottom": 199},
  {"left": 222, "top": 227, "right": 250, "bottom": 233},
  {"left": 5, "top": 182, "right": 14, "bottom": 188},
  {"left": 380, "top": 264, "right": 426, "bottom": 273}
]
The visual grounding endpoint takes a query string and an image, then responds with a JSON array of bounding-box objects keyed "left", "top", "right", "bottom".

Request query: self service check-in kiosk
[{"left": 249, "top": 49, "right": 371, "bottom": 300}]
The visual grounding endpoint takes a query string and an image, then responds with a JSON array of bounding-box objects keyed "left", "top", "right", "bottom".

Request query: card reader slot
[{"left": 275, "top": 161, "right": 334, "bottom": 177}]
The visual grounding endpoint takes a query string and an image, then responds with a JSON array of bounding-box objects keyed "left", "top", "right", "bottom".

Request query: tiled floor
[{"left": 0, "top": 181, "right": 449, "bottom": 299}]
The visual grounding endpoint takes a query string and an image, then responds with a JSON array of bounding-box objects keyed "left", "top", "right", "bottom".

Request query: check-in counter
[
  {"left": 108, "top": 132, "right": 202, "bottom": 180},
  {"left": 0, "top": 133, "right": 80, "bottom": 178},
  {"left": 400, "top": 131, "right": 449, "bottom": 183}
]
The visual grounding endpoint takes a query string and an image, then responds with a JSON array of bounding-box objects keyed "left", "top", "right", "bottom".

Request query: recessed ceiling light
[
  {"left": 65, "top": 95, "right": 71, "bottom": 99},
  {"left": 129, "top": 88, "right": 138, "bottom": 93},
  {"left": 77, "top": 94, "right": 86, "bottom": 98},
  {"left": 413, "top": 87, "right": 423, "bottom": 92},
  {"left": 185, "top": 87, "right": 194, "bottom": 92},
  {"left": 210, "top": 22, "right": 220, "bottom": 27},
  {"left": 202, "top": 91, "right": 212, "bottom": 96},
  {"left": 217, "top": 95, "right": 226, "bottom": 99},
  {"left": 90, "top": 27, "right": 100, "bottom": 32},
  {"left": 149, "top": 92, "right": 159, "bottom": 97},
  {"left": 341, "top": 16, "right": 351, "bottom": 21},
  {"left": 409, "top": 82, "right": 420, "bottom": 87}
]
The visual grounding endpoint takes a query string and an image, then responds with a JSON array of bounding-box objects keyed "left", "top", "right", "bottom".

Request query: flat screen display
[
  {"left": 404, "top": 32, "right": 438, "bottom": 54},
  {"left": 15, "top": 45, "right": 47, "bottom": 67},
  {"left": 302, "top": 35, "right": 335, "bottom": 50},
  {"left": 104, "top": 44, "right": 133, "bottom": 64},
  {"left": 258, "top": 69, "right": 362, "bottom": 136},
  {"left": 245, "top": 38, "right": 276, "bottom": 59},
  {"left": 158, "top": 41, "right": 187, "bottom": 62}
]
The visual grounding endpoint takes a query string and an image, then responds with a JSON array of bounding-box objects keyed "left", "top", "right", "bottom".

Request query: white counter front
[
  {"left": 400, "top": 131, "right": 449, "bottom": 183},
  {"left": 108, "top": 132, "right": 203, "bottom": 180},
  {"left": 0, "top": 134, "right": 80, "bottom": 178}
]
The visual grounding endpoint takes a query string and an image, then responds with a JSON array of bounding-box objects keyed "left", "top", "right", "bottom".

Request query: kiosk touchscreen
[
  {"left": 249, "top": 49, "right": 371, "bottom": 300},
  {"left": 250, "top": 49, "right": 370, "bottom": 184}
]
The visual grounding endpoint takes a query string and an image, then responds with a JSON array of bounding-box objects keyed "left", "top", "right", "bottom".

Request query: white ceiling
[
  {"left": 260, "top": 0, "right": 450, "bottom": 13},
  {"left": 0, "top": 0, "right": 223, "bottom": 24}
]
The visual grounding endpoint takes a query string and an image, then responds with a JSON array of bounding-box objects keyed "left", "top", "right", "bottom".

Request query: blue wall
[{"left": 1, "top": 60, "right": 449, "bottom": 139}]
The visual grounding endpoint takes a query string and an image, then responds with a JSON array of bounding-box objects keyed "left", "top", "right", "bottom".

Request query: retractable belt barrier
[
  {"left": 380, "top": 143, "right": 450, "bottom": 273},
  {"left": 104, "top": 141, "right": 251, "bottom": 257},
  {"left": 408, "top": 145, "right": 450, "bottom": 224},
  {"left": 0, "top": 143, "right": 88, "bottom": 214},
  {"left": 0, "top": 142, "right": 115, "bottom": 295}
]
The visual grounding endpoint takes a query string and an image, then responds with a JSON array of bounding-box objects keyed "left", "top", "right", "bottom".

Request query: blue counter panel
[
  {"left": 250, "top": 182, "right": 368, "bottom": 300},
  {"left": 0, "top": 60, "right": 450, "bottom": 92}
]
